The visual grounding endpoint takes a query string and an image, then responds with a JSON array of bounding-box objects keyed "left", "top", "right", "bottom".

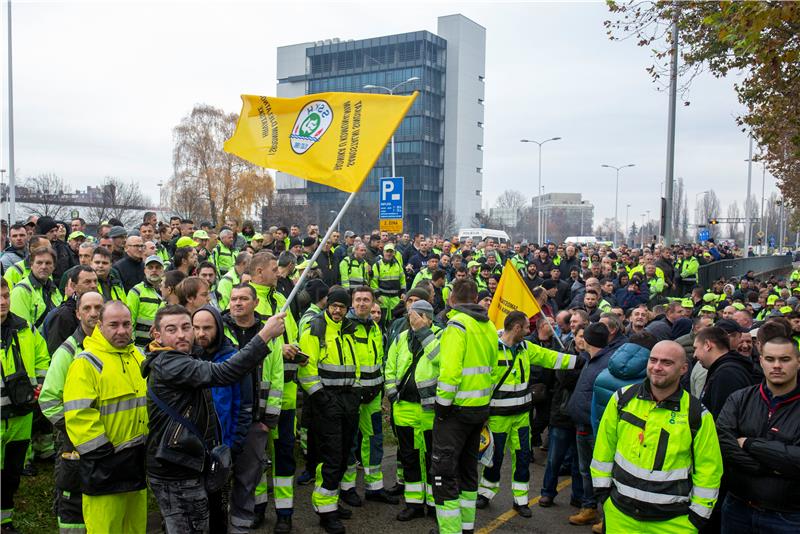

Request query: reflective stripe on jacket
[{"left": 591, "top": 381, "right": 722, "bottom": 524}]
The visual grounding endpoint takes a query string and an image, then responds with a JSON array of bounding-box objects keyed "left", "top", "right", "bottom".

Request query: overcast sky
[{"left": 1, "top": 0, "right": 774, "bottom": 228}]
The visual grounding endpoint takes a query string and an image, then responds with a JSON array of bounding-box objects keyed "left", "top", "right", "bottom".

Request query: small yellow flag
[
  {"left": 488, "top": 261, "right": 542, "bottom": 330},
  {"left": 224, "top": 92, "right": 418, "bottom": 193}
]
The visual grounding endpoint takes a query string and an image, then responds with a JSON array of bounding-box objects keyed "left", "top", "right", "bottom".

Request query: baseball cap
[
  {"left": 175, "top": 236, "right": 199, "bottom": 248},
  {"left": 344, "top": 231, "right": 355, "bottom": 238},
  {"left": 192, "top": 230, "right": 209, "bottom": 240},
  {"left": 383, "top": 242, "right": 396, "bottom": 251},
  {"left": 68, "top": 231, "right": 86, "bottom": 240},
  {"left": 468, "top": 260, "right": 481, "bottom": 269},
  {"left": 251, "top": 233, "right": 264, "bottom": 241},
  {"left": 144, "top": 255, "right": 165, "bottom": 266},
  {"left": 715, "top": 319, "right": 746, "bottom": 334}
]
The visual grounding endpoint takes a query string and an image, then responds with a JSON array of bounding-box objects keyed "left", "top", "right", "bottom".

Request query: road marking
[{"left": 476, "top": 479, "right": 572, "bottom": 534}]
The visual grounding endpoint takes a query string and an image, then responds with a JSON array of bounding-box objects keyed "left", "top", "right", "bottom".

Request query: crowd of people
[{"left": 1, "top": 211, "right": 799, "bottom": 534}]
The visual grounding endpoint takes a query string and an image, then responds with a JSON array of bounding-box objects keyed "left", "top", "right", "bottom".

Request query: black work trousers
[
  {"left": 310, "top": 388, "right": 360, "bottom": 493},
  {"left": 430, "top": 408, "right": 488, "bottom": 504}
]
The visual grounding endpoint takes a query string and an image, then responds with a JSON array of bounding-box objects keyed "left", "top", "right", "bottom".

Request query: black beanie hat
[
  {"left": 327, "top": 288, "right": 351, "bottom": 309},
  {"left": 584, "top": 322, "right": 609, "bottom": 349}
]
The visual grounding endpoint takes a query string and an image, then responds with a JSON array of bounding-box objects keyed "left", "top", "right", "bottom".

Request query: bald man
[{"left": 591, "top": 340, "right": 723, "bottom": 533}]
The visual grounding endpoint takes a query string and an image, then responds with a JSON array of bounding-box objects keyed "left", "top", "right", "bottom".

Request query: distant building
[
  {"left": 489, "top": 206, "right": 520, "bottom": 228},
  {"left": 275, "top": 14, "right": 486, "bottom": 233},
  {"left": 530, "top": 192, "right": 595, "bottom": 242}
]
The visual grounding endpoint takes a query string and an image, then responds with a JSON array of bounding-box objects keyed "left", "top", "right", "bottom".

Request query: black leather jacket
[
  {"left": 141, "top": 334, "right": 268, "bottom": 480},
  {"left": 717, "top": 383, "right": 800, "bottom": 513}
]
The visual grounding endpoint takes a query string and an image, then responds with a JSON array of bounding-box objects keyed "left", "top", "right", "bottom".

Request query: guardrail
[{"left": 697, "top": 255, "right": 794, "bottom": 287}]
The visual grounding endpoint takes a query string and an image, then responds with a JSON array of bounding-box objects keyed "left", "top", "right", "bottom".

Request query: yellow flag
[
  {"left": 488, "top": 261, "right": 542, "bottom": 330},
  {"left": 224, "top": 92, "right": 418, "bottom": 193}
]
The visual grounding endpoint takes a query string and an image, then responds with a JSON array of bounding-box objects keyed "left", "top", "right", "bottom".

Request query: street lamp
[
  {"left": 424, "top": 217, "right": 434, "bottom": 237},
  {"left": 601, "top": 163, "right": 635, "bottom": 248},
  {"left": 520, "top": 137, "right": 562, "bottom": 245},
  {"left": 363, "top": 76, "right": 420, "bottom": 179},
  {"left": 625, "top": 204, "right": 631, "bottom": 247},
  {"left": 329, "top": 209, "right": 339, "bottom": 232},
  {"left": 695, "top": 190, "right": 710, "bottom": 229}
]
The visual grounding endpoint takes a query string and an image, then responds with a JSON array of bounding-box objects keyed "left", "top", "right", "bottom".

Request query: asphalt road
[{"left": 249, "top": 445, "right": 584, "bottom": 534}]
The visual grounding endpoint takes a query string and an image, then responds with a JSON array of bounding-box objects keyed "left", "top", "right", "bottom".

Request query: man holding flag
[{"left": 226, "top": 90, "right": 417, "bottom": 534}]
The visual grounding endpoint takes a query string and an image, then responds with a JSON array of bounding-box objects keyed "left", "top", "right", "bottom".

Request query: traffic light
[{"left": 708, "top": 218, "right": 719, "bottom": 225}]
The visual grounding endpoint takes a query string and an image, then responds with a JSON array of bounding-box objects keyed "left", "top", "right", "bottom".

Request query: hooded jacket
[
  {"left": 193, "top": 305, "right": 253, "bottom": 454},
  {"left": 141, "top": 322, "right": 269, "bottom": 480},
  {"left": 701, "top": 351, "right": 759, "bottom": 418},
  {"left": 590, "top": 342, "right": 650, "bottom": 433}
]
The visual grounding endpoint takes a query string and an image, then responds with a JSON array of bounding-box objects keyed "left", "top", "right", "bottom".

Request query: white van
[
  {"left": 458, "top": 228, "right": 511, "bottom": 245},
  {"left": 564, "top": 236, "right": 598, "bottom": 246}
]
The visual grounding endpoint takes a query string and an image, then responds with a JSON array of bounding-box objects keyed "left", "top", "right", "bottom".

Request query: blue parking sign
[
  {"left": 379, "top": 177, "right": 403, "bottom": 220},
  {"left": 698, "top": 229, "right": 709, "bottom": 242}
]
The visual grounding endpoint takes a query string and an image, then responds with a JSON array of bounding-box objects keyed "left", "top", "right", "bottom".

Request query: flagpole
[
  {"left": 281, "top": 189, "right": 358, "bottom": 313},
  {"left": 546, "top": 320, "right": 566, "bottom": 350}
]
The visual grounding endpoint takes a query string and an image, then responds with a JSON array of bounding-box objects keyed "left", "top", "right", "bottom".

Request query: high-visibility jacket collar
[{"left": 636, "top": 378, "right": 683, "bottom": 412}]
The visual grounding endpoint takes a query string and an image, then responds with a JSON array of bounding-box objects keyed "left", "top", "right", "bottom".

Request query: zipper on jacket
[{"left": 170, "top": 404, "right": 192, "bottom": 447}]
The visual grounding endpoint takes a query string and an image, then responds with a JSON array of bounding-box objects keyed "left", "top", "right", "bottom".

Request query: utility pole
[
  {"left": 7, "top": 1, "right": 17, "bottom": 224},
  {"left": 662, "top": 3, "right": 679, "bottom": 246},
  {"left": 744, "top": 135, "right": 753, "bottom": 252}
]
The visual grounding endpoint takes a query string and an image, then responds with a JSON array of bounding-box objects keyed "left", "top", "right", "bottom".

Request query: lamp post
[
  {"left": 329, "top": 209, "right": 339, "bottom": 232},
  {"left": 363, "top": 76, "right": 420, "bottom": 179},
  {"left": 601, "top": 163, "right": 635, "bottom": 248},
  {"left": 520, "top": 137, "right": 562, "bottom": 245},
  {"left": 424, "top": 217, "right": 434, "bottom": 237},
  {"left": 625, "top": 204, "right": 631, "bottom": 247}
]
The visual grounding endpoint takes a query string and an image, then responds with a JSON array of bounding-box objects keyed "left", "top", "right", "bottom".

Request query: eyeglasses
[{"left": 128, "top": 244, "right": 146, "bottom": 249}]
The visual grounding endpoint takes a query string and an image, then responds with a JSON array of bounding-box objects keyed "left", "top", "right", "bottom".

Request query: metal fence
[{"left": 697, "top": 255, "right": 794, "bottom": 287}]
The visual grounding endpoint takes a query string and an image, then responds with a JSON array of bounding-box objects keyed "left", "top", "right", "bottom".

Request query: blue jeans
[
  {"left": 575, "top": 431, "right": 596, "bottom": 509},
  {"left": 541, "top": 426, "right": 583, "bottom": 502},
  {"left": 722, "top": 494, "right": 800, "bottom": 534}
]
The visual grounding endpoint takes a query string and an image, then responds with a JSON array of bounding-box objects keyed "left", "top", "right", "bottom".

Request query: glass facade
[{"left": 303, "top": 31, "right": 447, "bottom": 233}]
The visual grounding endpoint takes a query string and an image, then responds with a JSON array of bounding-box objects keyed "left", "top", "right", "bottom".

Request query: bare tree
[
  {"left": 432, "top": 208, "right": 458, "bottom": 238},
  {"left": 170, "top": 104, "right": 272, "bottom": 227},
  {"left": 22, "top": 173, "right": 71, "bottom": 219},
  {"left": 697, "top": 191, "right": 721, "bottom": 237},
  {"left": 87, "top": 177, "right": 149, "bottom": 226},
  {"left": 672, "top": 177, "right": 688, "bottom": 243},
  {"left": 595, "top": 217, "right": 622, "bottom": 240},
  {"left": 495, "top": 190, "right": 527, "bottom": 211},
  {"left": 472, "top": 210, "right": 503, "bottom": 229}
]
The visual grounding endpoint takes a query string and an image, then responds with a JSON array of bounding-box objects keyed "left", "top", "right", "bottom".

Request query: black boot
[
  {"left": 337, "top": 506, "right": 353, "bottom": 520},
  {"left": 273, "top": 514, "right": 292, "bottom": 533},
  {"left": 475, "top": 494, "right": 490, "bottom": 509},
  {"left": 384, "top": 483, "right": 404, "bottom": 496},
  {"left": 340, "top": 489, "right": 363, "bottom": 507},
  {"left": 396, "top": 504, "right": 425, "bottom": 521},
  {"left": 514, "top": 503, "right": 532, "bottom": 518},
  {"left": 319, "top": 512, "right": 346, "bottom": 534},
  {"left": 365, "top": 489, "right": 400, "bottom": 505},
  {"left": 253, "top": 503, "right": 267, "bottom": 529}
]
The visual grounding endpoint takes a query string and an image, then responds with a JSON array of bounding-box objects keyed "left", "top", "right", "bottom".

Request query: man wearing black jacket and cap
[
  {"left": 142, "top": 305, "right": 286, "bottom": 534},
  {"left": 36, "top": 216, "right": 74, "bottom": 283},
  {"left": 44, "top": 265, "right": 97, "bottom": 354}
]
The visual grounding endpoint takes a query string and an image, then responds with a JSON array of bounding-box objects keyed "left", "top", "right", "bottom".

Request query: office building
[
  {"left": 275, "top": 14, "right": 485, "bottom": 233},
  {"left": 530, "top": 192, "right": 595, "bottom": 242}
]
